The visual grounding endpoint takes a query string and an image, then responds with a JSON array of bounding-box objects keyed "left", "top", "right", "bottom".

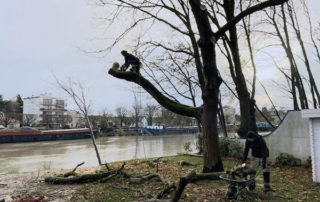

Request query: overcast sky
[{"left": 1, "top": 0, "right": 320, "bottom": 114}]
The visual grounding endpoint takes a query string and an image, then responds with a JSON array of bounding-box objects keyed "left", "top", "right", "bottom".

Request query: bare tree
[
  {"left": 265, "top": 3, "right": 309, "bottom": 110},
  {"left": 287, "top": 1, "right": 320, "bottom": 108},
  {"left": 105, "top": 0, "right": 288, "bottom": 172},
  {"left": 115, "top": 106, "right": 128, "bottom": 128},
  {"left": 131, "top": 89, "right": 143, "bottom": 131},
  {"left": 144, "top": 104, "right": 158, "bottom": 126},
  {"left": 218, "top": 0, "right": 259, "bottom": 136},
  {"left": 23, "top": 114, "right": 38, "bottom": 126},
  {"left": 56, "top": 78, "right": 102, "bottom": 165}
]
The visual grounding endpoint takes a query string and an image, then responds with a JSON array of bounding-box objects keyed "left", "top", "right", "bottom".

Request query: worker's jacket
[
  {"left": 242, "top": 134, "right": 269, "bottom": 168},
  {"left": 123, "top": 52, "right": 140, "bottom": 68}
]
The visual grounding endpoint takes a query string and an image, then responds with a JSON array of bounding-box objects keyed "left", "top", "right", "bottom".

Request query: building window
[
  {"left": 56, "top": 100, "right": 64, "bottom": 108},
  {"left": 43, "top": 99, "right": 53, "bottom": 106}
]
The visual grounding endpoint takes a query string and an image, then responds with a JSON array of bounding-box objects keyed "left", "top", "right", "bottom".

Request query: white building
[
  {"left": 301, "top": 109, "right": 320, "bottom": 183},
  {"left": 23, "top": 94, "right": 68, "bottom": 127}
]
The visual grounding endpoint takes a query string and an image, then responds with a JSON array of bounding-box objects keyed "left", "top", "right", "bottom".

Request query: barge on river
[{"left": 0, "top": 128, "right": 98, "bottom": 144}]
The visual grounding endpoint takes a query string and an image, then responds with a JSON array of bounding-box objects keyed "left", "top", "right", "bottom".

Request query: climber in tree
[
  {"left": 242, "top": 131, "right": 271, "bottom": 192},
  {"left": 120, "top": 50, "right": 141, "bottom": 74}
]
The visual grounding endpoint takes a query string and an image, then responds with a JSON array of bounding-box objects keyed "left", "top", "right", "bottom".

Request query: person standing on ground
[{"left": 242, "top": 131, "right": 271, "bottom": 192}]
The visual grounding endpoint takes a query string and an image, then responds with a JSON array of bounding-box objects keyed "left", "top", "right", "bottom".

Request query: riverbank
[
  {"left": 0, "top": 134, "right": 197, "bottom": 173},
  {"left": 0, "top": 165, "right": 100, "bottom": 202},
  {"left": 2, "top": 155, "right": 319, "bottom": 201}
]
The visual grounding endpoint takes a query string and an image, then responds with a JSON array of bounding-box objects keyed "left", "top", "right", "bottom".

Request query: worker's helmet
[{"left": 121, "top": 50, "right": 127, "bottom": 55}]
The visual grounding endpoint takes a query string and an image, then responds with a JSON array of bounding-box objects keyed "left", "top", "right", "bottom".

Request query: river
[{"left": 0, "top": 134, "right": 198, "bottom": 173}]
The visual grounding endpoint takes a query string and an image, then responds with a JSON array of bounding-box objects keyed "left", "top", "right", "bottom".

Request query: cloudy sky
[
  {"left": 1, "top": 0, "right": 320, "bottom": 114},
  {"left": 0, "top": 0, "right": 133, "bottom": 113}
]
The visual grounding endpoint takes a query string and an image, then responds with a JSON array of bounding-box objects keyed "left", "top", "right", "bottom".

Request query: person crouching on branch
[
  {"left": 242, "top": 131, "right": 271, "bottom": 192},
  {"left": 120, "top": 50, "right": 141, "bottom": 74}
]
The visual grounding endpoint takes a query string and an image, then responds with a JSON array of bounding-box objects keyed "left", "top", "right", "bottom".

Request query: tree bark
[
  {"left": 223, "top": 0, "right": 256, "bottom": 137},
  {"left": 189, "top": 0, "right": 223, "bottom": 173},
  {"left": 201, "top": 102, "right": 223, "bottom": 172}
]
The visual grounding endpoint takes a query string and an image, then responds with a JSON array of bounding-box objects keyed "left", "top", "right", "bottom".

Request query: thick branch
[
  {"left": 171, "top": 170, "right": 222, "bottom": 202},
  {"left": 45, "top": 163, "right": 125, "bottom": 184},
  {"left": 214, "top": 0, "right": 288, "bottom": 39},
  {"left": 108, "top": 65, "right": 200, "bottom": 119}
]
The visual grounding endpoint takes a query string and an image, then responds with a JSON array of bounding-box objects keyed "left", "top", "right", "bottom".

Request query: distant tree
[
  {"left": 255, "top": 107, "right": 275, "bottom": 123},
  {"left": 144, "top": 104, "right": 158, "bottom": 126},
  {"left": 158, "top": 107, "right": 195, "bottom": 127},
  {"left": 16, "top": 94, "right": 23, "bottom": 114},
  {"left": 99, "top": 119, "right": 109, "bottom": 132},
  {"left": 115, "top": 106, "right": 128, "bottom": 128},
  {"left": 88, "top": 115, "right": 100, "bottom": 129},
  {"left": 235, "top": 114, "right": 241, "bottom": 124},
  {"left": 0, "top": 99, "right": 21, "bottom": 127},
  {"left": 23, "top": 114, "right": 38, "bottom": 126},
  {"left": 131, "top": 89, "right": 143, "bottom": 130}
]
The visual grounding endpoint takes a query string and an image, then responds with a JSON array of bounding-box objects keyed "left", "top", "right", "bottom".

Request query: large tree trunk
[
  {"left": 189, "top": 0, "right": 223, "bottom": 172},
  {"left": 201, "top": 99, "right": 223, "bottom": 172}
]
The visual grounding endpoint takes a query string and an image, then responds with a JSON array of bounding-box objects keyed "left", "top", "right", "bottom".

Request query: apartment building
[{"left": 23, "top": 94, "right": 69, "bottom": 127}]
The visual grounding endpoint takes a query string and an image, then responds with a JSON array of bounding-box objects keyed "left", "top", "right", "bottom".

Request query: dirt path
[{"left": 0, "top": 166, "right": 100, "bottom": 202}]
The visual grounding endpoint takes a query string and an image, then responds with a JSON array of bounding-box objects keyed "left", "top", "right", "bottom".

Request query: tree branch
[
  {"left": 108, "top": 64, "right": 200, "bottom": 119},
  {"left": 214, "top": 0, "right": 288, "bottom": 40}
]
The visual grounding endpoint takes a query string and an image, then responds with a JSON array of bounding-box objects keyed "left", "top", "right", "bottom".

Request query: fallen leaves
[{"left": 64, "top": 156, "right": 320, "bottom": 201}]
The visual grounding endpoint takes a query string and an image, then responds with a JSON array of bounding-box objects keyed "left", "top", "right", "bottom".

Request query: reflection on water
[{"left": 0, "top": 134, "right": 197, "bottom": 173}]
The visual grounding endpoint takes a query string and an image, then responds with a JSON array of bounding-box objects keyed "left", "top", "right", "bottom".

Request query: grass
[
  {"left": 3, "top": 166, "right": 20, "bottom": 174},
  {"left": 70, "top": 155, "right": 320, "bottom": 201},
  {"left": 41, "top": 161, "right": 52, "bottom": 171}
]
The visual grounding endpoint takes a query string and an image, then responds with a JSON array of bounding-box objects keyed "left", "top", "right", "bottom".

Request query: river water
[{"left": 0, "top": 134, "right": 198, "bottom": 173}]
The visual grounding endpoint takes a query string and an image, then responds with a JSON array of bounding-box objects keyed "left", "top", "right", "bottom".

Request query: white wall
[
  {"left": 311, "top": 119, "right": 320, "bottom": 182},
  {"left": 265, "top": 111, "right": 310, "bottom": 162},
  {"left": 301, "top": 109, "right": 320, "bottom": 183}
]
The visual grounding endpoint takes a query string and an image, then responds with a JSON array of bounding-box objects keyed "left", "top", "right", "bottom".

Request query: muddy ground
[{"left": 0, "top": 166, "right": 100, "bottom": 202}]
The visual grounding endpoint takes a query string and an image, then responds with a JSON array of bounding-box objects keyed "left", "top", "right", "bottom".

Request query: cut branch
[
  {"left": 46, "top": 170, "right": 118, "bottom": 184},
  {"left": 171, "top": 170, "right": 222, "bottom": 202},
  {"left": 45, "top": 162, "right": 126, "bottom": 184},
  {"left": 62, "top": 162, "right": 85, "bottom": 177}
]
